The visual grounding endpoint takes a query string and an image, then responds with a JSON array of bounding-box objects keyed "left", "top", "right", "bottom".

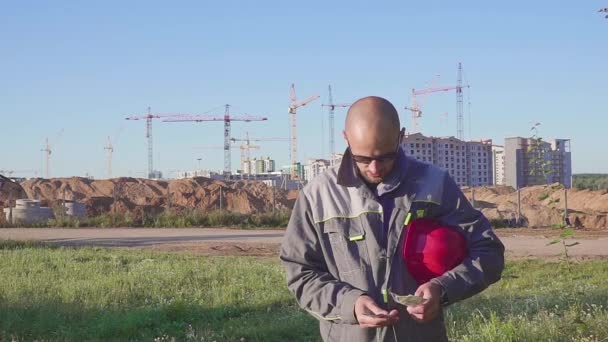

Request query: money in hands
[{"left": 391, "top": 293, "right": 428, "bottom": 306}]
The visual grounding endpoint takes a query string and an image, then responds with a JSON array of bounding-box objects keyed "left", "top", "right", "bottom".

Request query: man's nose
[{"left": 368, "top": 160, "right": 381, "bottom": 174}]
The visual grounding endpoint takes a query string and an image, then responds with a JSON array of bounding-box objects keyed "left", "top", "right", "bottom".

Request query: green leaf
[{"left": 560, "top": 229, "right": 574, "bottom": 238}]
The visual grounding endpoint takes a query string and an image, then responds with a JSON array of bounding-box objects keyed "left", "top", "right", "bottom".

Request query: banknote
[{"left": 391, "top": 293, "right": 428, "bottom": 306}]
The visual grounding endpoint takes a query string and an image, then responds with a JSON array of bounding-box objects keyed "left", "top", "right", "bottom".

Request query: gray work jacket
[{"left": 280, "top": 149, "right": 505, "bottom": 341}]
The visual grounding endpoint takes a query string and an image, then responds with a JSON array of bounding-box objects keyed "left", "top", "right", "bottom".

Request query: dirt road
[{"left": 0, "top": 228, "right": 606, "bottom": 259}]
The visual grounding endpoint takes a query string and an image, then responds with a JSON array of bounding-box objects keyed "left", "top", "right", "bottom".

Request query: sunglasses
[{"left": 348, "top": 128, "right": 404, "bottom": 165}]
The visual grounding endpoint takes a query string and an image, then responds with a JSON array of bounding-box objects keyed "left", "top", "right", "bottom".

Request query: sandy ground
[{"left": 0, "top": 228, "right": 607, "bottom": 260}]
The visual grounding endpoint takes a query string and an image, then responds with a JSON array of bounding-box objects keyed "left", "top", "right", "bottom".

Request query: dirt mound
[
  {"left": 8, "top": 176, "right": 608, "bottom": 229},
  {"left": 18, "top": 177, "right": 294, "bottom": 217},
  {"left": 465, "top": 183, "right": 608, "bottom": 229},
  {"left": 0, "top": 175, "right": 28, "bottom": 224}
]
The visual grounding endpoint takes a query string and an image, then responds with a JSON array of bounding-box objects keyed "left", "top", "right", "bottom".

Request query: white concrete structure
[
  {"left": 401, "top": 133, "right": 493, "bottom": 187},
  {"left": 492, "top": 145, "right": 505, "bottom": 185},
  {"left": 304, "top": 159, "right": 331, "bottom": 183},
  {"left": 3, "top": 199, "right": 53, "bottom": 225},
  {"left": 64, "top": 201, "right": 86, "bottom": 218}
]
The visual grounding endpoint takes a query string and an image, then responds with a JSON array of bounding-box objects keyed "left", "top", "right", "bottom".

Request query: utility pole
[
  {"left": 517, "top": 187, "right": 522, "bottom": 226},
  {"left": 219, "top": 186, "right": 223, "bottom": 212},
  {"left": 564, "top": 188, "right": 569, "bottom": 222},
  {"left": 272, "top": 184, "right": 276, "bottom": 214}
]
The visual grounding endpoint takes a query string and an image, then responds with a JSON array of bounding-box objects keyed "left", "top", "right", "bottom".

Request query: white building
[
  {"left": 242, "top": 157, "right": 276, "bottom": 176},
  {"left": 401, "top": 133, "right": 493, "bottom": 187},
  {"left": 492, "top": 145, "right": 505, "bottom": 185},
  {"left": 304, "top": 159, "right": 331, "bottom": 183}
]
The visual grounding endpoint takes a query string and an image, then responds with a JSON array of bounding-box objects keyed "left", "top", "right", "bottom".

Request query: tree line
[{"left": 572, "top": 174, "right": 608, "bottom": 190}]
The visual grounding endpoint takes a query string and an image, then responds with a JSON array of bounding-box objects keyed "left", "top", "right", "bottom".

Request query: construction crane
[
  {"left": 404, "top": 75, "right": 442, "bottom": 133},
  {"left": 164, "top": 104, "right": 267, "bottom": 175},
  {"left": 125, "top": 107, "right": 184, "bottom": 179},
  {"left": 321, "top": 85, "right": 350, "bottom": 166},
  {"left": 230, "top": 132, "right": 288, "bottom": 174},
  {"left": 104, "top": 127, "right": 123, "bottom": 179},
  {"left": 288, "top": 84, "right": 320, "bottom": 179},
  {"left": 104, "top": 137, "right": 114, "bottom": 179},
  {"left": 40, "top": 129, "right": 64, "bottom": 178},
  {"left": 406, "top": 64, "right": 468, "bottom": 140}
]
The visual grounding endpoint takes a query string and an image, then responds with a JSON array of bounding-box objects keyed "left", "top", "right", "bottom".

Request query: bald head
[
  {"left": 344, "top": 96, "right": 401, "bottom": 146},
  {"left": 343, "top": 96, "right": 403, "bottom": 184}
]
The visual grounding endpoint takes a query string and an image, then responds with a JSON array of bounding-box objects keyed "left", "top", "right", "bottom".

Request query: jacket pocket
[{"left": 322, "top": 218, "right": 369, "bottom": 278}]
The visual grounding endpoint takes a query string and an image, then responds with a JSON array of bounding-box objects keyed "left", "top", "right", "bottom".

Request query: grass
[
  {"left": 0, "top": 241, "right": 607, "bottom": 341},
  {"left": 0, "top": 209, "right": 291, "bottom": 229}
]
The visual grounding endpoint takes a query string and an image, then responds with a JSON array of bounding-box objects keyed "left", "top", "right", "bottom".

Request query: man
[{"left": 280, "top": 96, "right": 504, "bottom": 341}]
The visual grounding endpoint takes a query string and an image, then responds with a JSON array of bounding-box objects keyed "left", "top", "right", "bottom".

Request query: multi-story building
[
  {"left": 242, "top": 157, "right": 276, "bottom": 176},
  {"left": 401, "top": 133, "right": 493, "bottom": 187},
  {"left": 263, "top": 158, "right": 276, "bottom": 173},
  {"left": 304, "top": 159, "right": 331, "bottom": 183},
  {"left": 504, "top": 137, "right": 571, "bottom": 189},
  {"left": 255, "top": 158, "right": 265, "bottom": 174},
  {"left": 491, "top": 145, "right": 505, "bottom": 185}
]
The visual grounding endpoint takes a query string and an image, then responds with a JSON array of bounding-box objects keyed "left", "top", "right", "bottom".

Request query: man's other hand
[
  {"left": 406, "top": 282, "right": 442, "bottom": 323},
  {"left": 354, "top": 295, "right": 399, "bottom": 328}
]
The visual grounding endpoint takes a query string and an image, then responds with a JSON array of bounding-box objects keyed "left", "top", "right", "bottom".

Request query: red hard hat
[{"left": 402, "top": 217, "right": 468, "bottom": 284}]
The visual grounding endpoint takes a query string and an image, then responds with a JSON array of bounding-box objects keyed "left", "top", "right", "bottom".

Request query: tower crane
[
  {"left": 164, "top": 104, "right": 267, "bottom": 175},
  {"left": 41, "top": 129, "right": 64, "bottom": 178},
  {"left": 230, "top": 132, "right": 288, "bottom": 175},
  {"left": 104, "top": 137, "right": 114, "bottom": 179},
  {"left": 321, "top": 85, "right": 350, "bottom": 165},
  {"left": 405, "top": 64, "right": 468, "bottom": 140},
  {"left": 104, "top": 127, "right": 123, "bottom": 179},
  {"left": 288, "top": 84, "right": 319, "bottom": 179},
  {"left": 125, "top": 107, "right": 185, "bottom": 179}
]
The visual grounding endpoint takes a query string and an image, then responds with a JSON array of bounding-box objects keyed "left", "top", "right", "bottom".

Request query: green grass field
[{"left": 0, "top": 241, "right": 607, "bottom": 341}]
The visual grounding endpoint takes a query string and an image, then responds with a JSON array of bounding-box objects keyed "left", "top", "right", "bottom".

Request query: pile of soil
[
  {"left": 15, "top": 177, "right": 295, "bottom": 218},
  {"left": 463, "top": 184, "right": 608, "bottom": 229},
  {"left": 3, "top": 175, "right": 607, "bottom": 229}
]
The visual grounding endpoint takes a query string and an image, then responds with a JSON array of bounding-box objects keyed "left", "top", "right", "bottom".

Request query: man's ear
[{"left": 342, "top": 130, "right": 347, "bottom": 142}]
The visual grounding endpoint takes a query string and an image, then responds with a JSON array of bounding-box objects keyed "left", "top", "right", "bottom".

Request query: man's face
[{"left": 347, "top": 130, "right": 402, "bottom": 184}]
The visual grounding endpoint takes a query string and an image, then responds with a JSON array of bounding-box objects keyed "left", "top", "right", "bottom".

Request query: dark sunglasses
[
  {"left": 350, "top": 150, "right": 400, "bottom": 165},
  {"left": 348, "top": 128, "right": 404, "bottom": 165}
]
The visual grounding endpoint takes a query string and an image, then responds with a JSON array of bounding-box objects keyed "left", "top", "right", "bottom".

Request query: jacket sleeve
[
  {"left": 280, "top": 191, "right": 366, "bottom": 324},
  {"left": 429, "top": 171, "right": 505, "bottom": 305}
]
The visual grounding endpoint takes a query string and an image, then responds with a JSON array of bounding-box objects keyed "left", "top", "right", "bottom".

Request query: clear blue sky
[{"left": 2, "top": 1, "right": 607, "bottom": 178}]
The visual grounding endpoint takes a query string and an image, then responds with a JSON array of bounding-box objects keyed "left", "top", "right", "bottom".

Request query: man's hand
[
  {"left": 406, "top": 282, "right": 442, "bottom": 323},
  {"left": 354, "top": 295, "right": 399, "bottom": 328}
]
